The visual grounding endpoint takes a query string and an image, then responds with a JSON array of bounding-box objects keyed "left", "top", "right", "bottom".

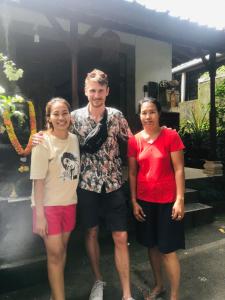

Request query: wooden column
[
  {"left": 70, "top": 20, "right": 79, "bottom": 109},
  {"left": 208, "top": 52, "right": 217, "bottom": 160}
]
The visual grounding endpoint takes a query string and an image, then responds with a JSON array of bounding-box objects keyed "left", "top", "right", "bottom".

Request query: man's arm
[
  {"left": 32, "top": 131, "right": 44, "bottom": 146},
  {"left": 128, "top": 157, "right": 145, "bottom": 222},
  {"left": 118, "top": 112, "right": 133, "bottom": 142}
]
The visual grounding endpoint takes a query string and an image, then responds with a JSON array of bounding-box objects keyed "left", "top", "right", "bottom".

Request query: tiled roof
[{"left": 123, "top": 0, "right": 225, "bottom": 31}]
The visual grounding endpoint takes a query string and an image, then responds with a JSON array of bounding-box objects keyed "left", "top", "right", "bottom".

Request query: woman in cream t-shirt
[{"left": 30, "top": 97, "right": 80, "bottom": 300}]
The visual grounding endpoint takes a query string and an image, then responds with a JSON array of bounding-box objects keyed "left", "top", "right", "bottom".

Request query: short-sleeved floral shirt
[{"left": 71, "top": 105, "right": 132, "bottom": 193}]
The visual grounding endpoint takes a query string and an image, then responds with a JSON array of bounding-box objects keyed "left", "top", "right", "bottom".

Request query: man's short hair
[{"left": 85, "top": 69, "right": 108, "bottom": 87}]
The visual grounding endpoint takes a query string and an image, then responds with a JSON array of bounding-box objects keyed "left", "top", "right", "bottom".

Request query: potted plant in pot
[{"left": 179, "top": 105, "right": 210, "bottom": 169}]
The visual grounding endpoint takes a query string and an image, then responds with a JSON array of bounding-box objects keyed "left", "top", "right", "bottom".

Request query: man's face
[{"left": 85, "top": 81, "right": 109, "bottom": 109}]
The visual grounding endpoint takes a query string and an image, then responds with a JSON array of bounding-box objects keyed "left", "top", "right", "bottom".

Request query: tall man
[{"left": 71, "top": 69, "right": 135, "bottom": 300}]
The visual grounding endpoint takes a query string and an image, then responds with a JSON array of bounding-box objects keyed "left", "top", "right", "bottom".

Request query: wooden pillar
[
  {"left": 208, "top": 52, "right": 217, "bottom": 160},
  {"left": 70, "top": 20, "right": 79, "bottom": 109}
]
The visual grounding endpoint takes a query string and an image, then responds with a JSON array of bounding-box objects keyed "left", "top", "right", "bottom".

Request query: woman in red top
[{"left": 128, "top": 97, "right": 185, "bottom": 300}]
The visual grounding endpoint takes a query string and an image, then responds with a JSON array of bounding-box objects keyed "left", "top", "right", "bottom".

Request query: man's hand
[{"left": 32, "top": 131, "right": 44, "bottom": 147}]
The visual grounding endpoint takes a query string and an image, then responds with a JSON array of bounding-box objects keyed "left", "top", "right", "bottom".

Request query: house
[
  {"left": 1, "top": 0, "right": 225, "bottom": 129},
  {"left": 0, "top": 1, "right": 225, "bottom": 290}
]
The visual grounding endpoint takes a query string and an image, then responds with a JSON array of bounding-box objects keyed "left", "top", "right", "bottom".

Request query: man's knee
[
  {"left": 112, "top": 231, "right": 128, "bottom": 246},
  {"left": 162, "top": 251, "right": 177, "bottom": 263},
  {"left": 86, "top": 226, "right": 99, "bottom": 240}
]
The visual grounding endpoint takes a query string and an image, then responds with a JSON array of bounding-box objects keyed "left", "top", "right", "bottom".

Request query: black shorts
[
  {"left": 136, "top": 200, "right": 185, "bottom": 254},
  {"left": 77, "top": 186, "right": 128, "bottom": 232}
]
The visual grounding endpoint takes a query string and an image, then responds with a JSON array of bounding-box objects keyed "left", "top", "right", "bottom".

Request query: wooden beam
[
  {"left": 84, "top": 25, "right": 99, "bottom": 38},
  {"left": 45, "top": 14, "right": 70, "bottom": 49},
  {"left": 201, "top": 51, "right": 210, "bottom": 69},
  {"left": 70, "top": 20, "right": 79, "bottom": 109}
]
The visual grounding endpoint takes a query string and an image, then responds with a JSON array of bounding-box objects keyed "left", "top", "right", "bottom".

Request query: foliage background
[{"left": 179, "top": 70, "right": 225, "bottom": 166}]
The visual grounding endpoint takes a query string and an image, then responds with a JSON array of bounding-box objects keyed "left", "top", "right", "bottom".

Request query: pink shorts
[{"left": 33, "top": 204, "right": 76, "bottom": 235}]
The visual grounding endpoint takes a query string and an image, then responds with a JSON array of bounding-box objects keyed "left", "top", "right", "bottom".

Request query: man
[
  {"left": 71, "top": 69, "right": 135, "bottom": 300},
  {"left": 33, "top": 69, "right": 135, "bottom": 300}
]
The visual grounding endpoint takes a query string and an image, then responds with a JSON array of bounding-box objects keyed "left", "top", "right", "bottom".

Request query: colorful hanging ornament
[{"left": 3, "top": 100, "right": 37, "bottom": 156}]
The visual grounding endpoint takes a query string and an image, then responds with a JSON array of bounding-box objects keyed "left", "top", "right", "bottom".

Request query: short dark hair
[{"left": 138, "top": 97, "right": 162, "bottom": 114}]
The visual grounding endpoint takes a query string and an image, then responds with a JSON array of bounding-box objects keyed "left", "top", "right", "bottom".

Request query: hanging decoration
[{"left": 3, "top": 100, "right": 37, "bottom": 156}]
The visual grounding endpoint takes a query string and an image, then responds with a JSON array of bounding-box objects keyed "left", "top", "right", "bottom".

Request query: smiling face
[
  {"left": 48, "top": 102, "right": 71, "bottom": 132},
  {"left": 85, "top": 81, "right": 109, "bottom": 109},
  {"left": 140, "top": 101, "right": 160, "bottom": 129}
]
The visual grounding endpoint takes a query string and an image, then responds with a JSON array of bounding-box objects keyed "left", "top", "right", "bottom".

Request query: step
[
  {"left": 185, "top": 188, "right": 199, "bottom": 204},
  {"left": 184, "top": 202, "right": 214, "bottom": 229}
]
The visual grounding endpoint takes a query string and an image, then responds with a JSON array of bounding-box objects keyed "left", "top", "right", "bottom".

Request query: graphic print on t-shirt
[{"left": 61, "top": 152, "right": 79, "bottom": 181}]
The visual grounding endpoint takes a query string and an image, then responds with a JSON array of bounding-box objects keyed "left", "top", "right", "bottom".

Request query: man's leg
[
  {"left": 86, "top": 226, "right": 106, "bottom": 300},
  {"left": 77, "top": 188, "right": 103, "bottom": 281},
  {"left": 85, "top": 225, "right": 103, "bottom": 281},
  {"left": 112, "top": 231, "right": 132, "bottom": 299}
]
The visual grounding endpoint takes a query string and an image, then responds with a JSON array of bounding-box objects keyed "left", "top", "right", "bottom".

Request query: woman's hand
[
  {"left": 32, "top": 131, "right": 44, "bottom": 147},
  {"left": 172, "top": 198, "right": 184, "bottom": 221},
  {"left": 133, "top": 202, "right": 146, "bottom": 222},
  {"left": 36, "top": 213, "right": 48, "bottom": 238}
]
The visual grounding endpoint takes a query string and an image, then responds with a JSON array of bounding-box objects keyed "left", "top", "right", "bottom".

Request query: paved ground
[{"left": 0, "top": 213, "right": 225, "bottom": 300}]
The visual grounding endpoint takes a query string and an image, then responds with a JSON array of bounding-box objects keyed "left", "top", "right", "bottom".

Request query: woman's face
[
  {"left": 140, "top": 101, "right": 160, "bottom": 128},
  {"left": 49, "top": 102, "right": 71, "bottom": 131}
]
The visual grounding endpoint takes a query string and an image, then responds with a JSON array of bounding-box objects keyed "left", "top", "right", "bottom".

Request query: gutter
[{"left": 172, "top": 53, "right": 225, "bottom": 74}]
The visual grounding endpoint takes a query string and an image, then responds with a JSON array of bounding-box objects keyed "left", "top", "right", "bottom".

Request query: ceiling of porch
[{"left": 4, "top": 0, "right": 225, "bottom": 67}]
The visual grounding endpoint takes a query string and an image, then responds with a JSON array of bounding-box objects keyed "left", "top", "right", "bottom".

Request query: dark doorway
[
  {"left": 14, "top": 34, "right": 71, "bottom": 129},
  {"left": 14, "top": 33, "right": 135, "bottom": 127},
  {"left": 77, "top": 43, "right": 135, "bottom": 121}
]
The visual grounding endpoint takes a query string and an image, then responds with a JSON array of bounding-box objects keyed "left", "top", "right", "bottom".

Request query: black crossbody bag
[{"left": 80, "top": 109, "right": 108, "bottom": 154}]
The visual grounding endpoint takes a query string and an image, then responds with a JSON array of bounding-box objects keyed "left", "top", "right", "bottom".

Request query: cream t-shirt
[{"left": 30, "top": 132, "right": 80, "bottom": 206}]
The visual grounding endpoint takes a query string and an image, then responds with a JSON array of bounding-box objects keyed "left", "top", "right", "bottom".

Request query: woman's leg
[
  {"left": 62, "top": 232, "right": 71, "bottom": 269},
  {"left": 148, "top": 247, "right": 164, "bottom": 294},
  {"left": 162, "top": 251, "right": 180, "bottom": 300},
  {"left": 44, "top": 232, "right": 70, "bottom": 300}
]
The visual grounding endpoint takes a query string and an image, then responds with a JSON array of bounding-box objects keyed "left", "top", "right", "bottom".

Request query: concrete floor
[{"left": 0, "top": 213, "right": 225, "bottom": 300}]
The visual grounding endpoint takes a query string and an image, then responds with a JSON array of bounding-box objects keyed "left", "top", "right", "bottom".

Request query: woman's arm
[
  {"left": 128, "top": 157, "right": 145, "bottom": 222},
  {"left": 33, "top": 179, "right": 48, "bottom": 237},
  {"left": 170, "top": 150, "right": 185, "bottom": 220}
]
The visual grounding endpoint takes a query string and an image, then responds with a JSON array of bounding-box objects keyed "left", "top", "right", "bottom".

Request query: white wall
[{"left": 135, "top": 36, "right": 172, "bottom": 102}]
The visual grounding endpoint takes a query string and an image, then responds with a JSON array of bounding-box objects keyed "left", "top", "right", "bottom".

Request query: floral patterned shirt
[{"left": 71, "top": 106, "right": 132, "bottom": 193}]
